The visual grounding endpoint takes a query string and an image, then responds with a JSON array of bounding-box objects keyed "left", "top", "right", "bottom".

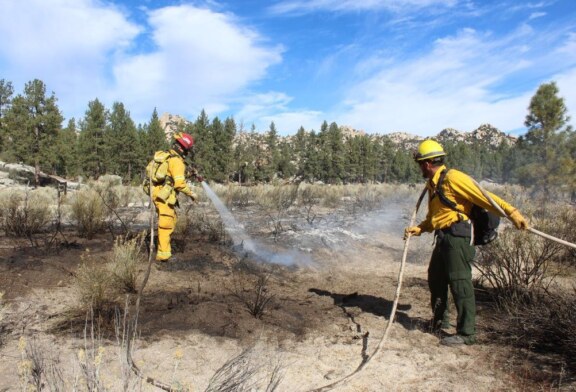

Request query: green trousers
[{"left": 428, "top": 232, "right": 476, "bottom": 337}]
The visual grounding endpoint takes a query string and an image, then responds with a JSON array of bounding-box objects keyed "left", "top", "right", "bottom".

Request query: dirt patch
[{"left": 0, "top": 199, "right": 572, "bottom": 391}]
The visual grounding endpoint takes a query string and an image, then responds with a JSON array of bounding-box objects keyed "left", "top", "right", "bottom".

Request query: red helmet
[{"left": 174, "top": 132, "right": 194, "bottom": 151}]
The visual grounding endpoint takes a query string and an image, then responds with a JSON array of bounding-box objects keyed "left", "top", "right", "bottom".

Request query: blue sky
[{"left": 1, "top": 0, "right": 575, "bottom": 136}]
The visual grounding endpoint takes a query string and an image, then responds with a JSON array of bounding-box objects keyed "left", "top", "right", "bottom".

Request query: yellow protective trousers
[{"left": 154, "top": 200, "right": 177, "bottom": 261}]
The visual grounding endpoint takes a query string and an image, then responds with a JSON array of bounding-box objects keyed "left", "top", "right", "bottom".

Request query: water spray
[{"left": 201, "top": 182, "right": 313, "bottom": 266}]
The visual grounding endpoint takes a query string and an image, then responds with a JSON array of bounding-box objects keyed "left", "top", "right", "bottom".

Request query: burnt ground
[{"left": 0, "top": 197, "right": 573, "bottom": 391}]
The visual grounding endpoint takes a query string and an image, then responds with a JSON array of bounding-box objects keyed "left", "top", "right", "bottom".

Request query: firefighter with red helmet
[{"left": 151, "top": 132, "right": 198, "bottom": 263}]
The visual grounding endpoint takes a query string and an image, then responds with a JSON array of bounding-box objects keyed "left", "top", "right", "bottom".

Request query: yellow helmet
[{"left": 414, "top": 140, "right": 446, "bottom": 162}]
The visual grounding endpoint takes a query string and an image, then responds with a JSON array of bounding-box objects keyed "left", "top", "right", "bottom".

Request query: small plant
[
  {"left": 299, "top": 185, "right": 322, "bottom": 225},
  {"left": 206, "top": 345, "right": 284, "bottom": 392},
  {"left": 230, "top": 272, "right": 275, "bottom": 319},
  {"left": 77, "top": 312, "right": 107, "bottom": 391},
  {"left": 109, "top": 234, "right": 146, "bottom": 294},
  {"left": 75, "top": 255, "right": 115, "bottom": 314},
  {"left": 17, "top": 336, "right": 65, "bottom": 391}
]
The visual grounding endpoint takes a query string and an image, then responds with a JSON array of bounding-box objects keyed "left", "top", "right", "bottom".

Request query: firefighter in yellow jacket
[
  {"left": 405, "top": 140, "right": 528, "bottom": 345},
  {"left": 151, "top": 132, "right": 198, "bottom": 263}
]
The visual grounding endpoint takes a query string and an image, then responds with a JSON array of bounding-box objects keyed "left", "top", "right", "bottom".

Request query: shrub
[
  {"left": 230, "top": 265, "right": 275, "bottom": 319},
  {"left": 225, "top": 184, "right": 253, "bottom": 209},
  {"left": 298, "top": 185, "right": 323, "bottom": 224},
  {"left": 75, "top": 258, "right": 115, "bottom": 314},
  {"left": 109, "top": 234, "right": 146, "bottom": 294},
  {"left": 69, "top": 188, "right": 108, "bottom": 239},
  {"left": 0, "top": 191, "right": 52, "bottom": 238},
  {"left": 258, "top": 185, "right": 299, "bottom": 240},
  {"left": 320, "top": 185, "right": 344, "bottom": 208},
  {"left": 487, "top": 287, "right": 576, "bottom": 376}
]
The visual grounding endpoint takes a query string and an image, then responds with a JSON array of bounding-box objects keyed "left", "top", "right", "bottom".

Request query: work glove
[
  {"left": 188, "top": 191, "right": 198, "bottom": 202},
  {"left": 404, "top": 226, "right": 422, "bottom": 240},
  {"left": 196, "top": 175, "right": 204, "bottom": 183},
  {"left": 509, "top": 209, "right": 528, "bottom": 230}
]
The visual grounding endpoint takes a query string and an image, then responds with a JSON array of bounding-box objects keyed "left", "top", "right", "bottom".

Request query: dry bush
[
  {"left": 69, "top": 187, "right": 108, "bottom": 239},
  {"left": 476, "top": 203, "right": 574, "bottom": 299},
  {"left": 175, "top": 204, "right": 229, "bottom": 244},
  {"left": 17, "top": 336, "right": 65, "bottom": 391},
  {"left": 230, "top": 266, "right": 275, "bottom": 319},
  {"left": 206, "top": 345, "right": 284, "bottom": 392},
  {"left": 319, "top": 185, "right": 345, "bottom": 208},
  {"left": 539, "top": 205, "right": 576, "bottom": 267},
  {"left": 109, "top": 234, "right": 147, "bottom": 294},
  {"left": 75, "top": 258, "right": 115, "bottom": 314},
  {"left": 475, "top": 228, "right": 562, "bottom": 300},
  {"left": 345, "top": 184, "right": 387, "bottom": 213},
  {"left": 257, "top": 185, "right": 299, "bottom": 241},
  {"left": 487, "top": 287, "right": 576, "bottom": 377},
  {"left": 298, "top": 184, "right": 324, "bottom": 224},
  {"left": 0, "top": 292, "right": 7, "bottom": 346},
  {"left": 0, "top": 190, "right": 53, "bottom": 238},
  {"left": 476, "top": 202, "right": 576, "bottom": 379},
  {"left": 224, "top": 184, "right": 254, "bottom": 209}
]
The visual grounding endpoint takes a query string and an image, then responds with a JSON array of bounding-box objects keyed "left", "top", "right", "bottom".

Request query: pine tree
[
  {"left": 0, "top": 79, "right": 14, "bottom": 154},
  {"left": 144, "top": 108, "right": 169, "bottom": 157},
  {"left": 54, "top": 118, "right": 80, "bottom": 177},
  {"left": 106, "top": 102, "right": 139, "bottom": 181},
  {"left": 265, "top": 122, "right": 281, "bottom": 180},
  {"left": 516, "top": 81, "right": 573, "bottom": 191},
  {"left": 192, "top": 110, "right": 216, "bottom": 180},
  {"left": 78, "top": 99, "right": 108, "bottom": 179},
  {"left": 2, "top": 79, "right": 63, "bottom": 184}
]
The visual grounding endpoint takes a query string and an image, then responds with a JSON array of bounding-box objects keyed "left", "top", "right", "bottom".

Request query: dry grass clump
[
  {"left": 318, "top": 185, "right": 345, "bottom": 208},
  {"left": 0, "top": 190, "right": 53, "bottom": 238}
]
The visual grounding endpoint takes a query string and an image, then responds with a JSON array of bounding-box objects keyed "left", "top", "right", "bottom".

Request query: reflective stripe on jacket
[
  {"left": 418, "top": 165, "right": 517, "bottom": 233},
  {"left": 166, "top": 149, "right": 194, "bottom": 197}
]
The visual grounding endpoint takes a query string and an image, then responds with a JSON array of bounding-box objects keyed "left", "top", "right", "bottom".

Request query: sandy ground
[{"left": 0, "top": 193, "right": 563, "bottom": 391}]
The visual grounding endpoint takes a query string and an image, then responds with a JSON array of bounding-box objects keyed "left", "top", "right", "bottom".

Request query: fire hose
[
  {"left": 310, "top": 182, "right": 575, "bottom": 392},
  {"left": 472, "top": 179, "right": 576, "bottom": 250},
  {"left": 309, "top": 187, "right": 428, "bottom": 392}
]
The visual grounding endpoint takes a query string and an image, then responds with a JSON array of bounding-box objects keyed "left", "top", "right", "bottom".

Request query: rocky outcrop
[{"left": 0, "top": 161, "right": 80, "bottom": 191}]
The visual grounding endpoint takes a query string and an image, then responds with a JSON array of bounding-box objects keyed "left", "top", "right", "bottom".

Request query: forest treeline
[{"left": 0, "top": 78, "right": 574, "bottom": 195}]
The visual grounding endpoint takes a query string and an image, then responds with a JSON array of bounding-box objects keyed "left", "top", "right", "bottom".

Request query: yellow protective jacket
[
  {"left": 152, "top": 149, "right": 196, "bottom": 205},
  {"left": 417, "top": 165, "right": 517, "bottom": 233}
]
